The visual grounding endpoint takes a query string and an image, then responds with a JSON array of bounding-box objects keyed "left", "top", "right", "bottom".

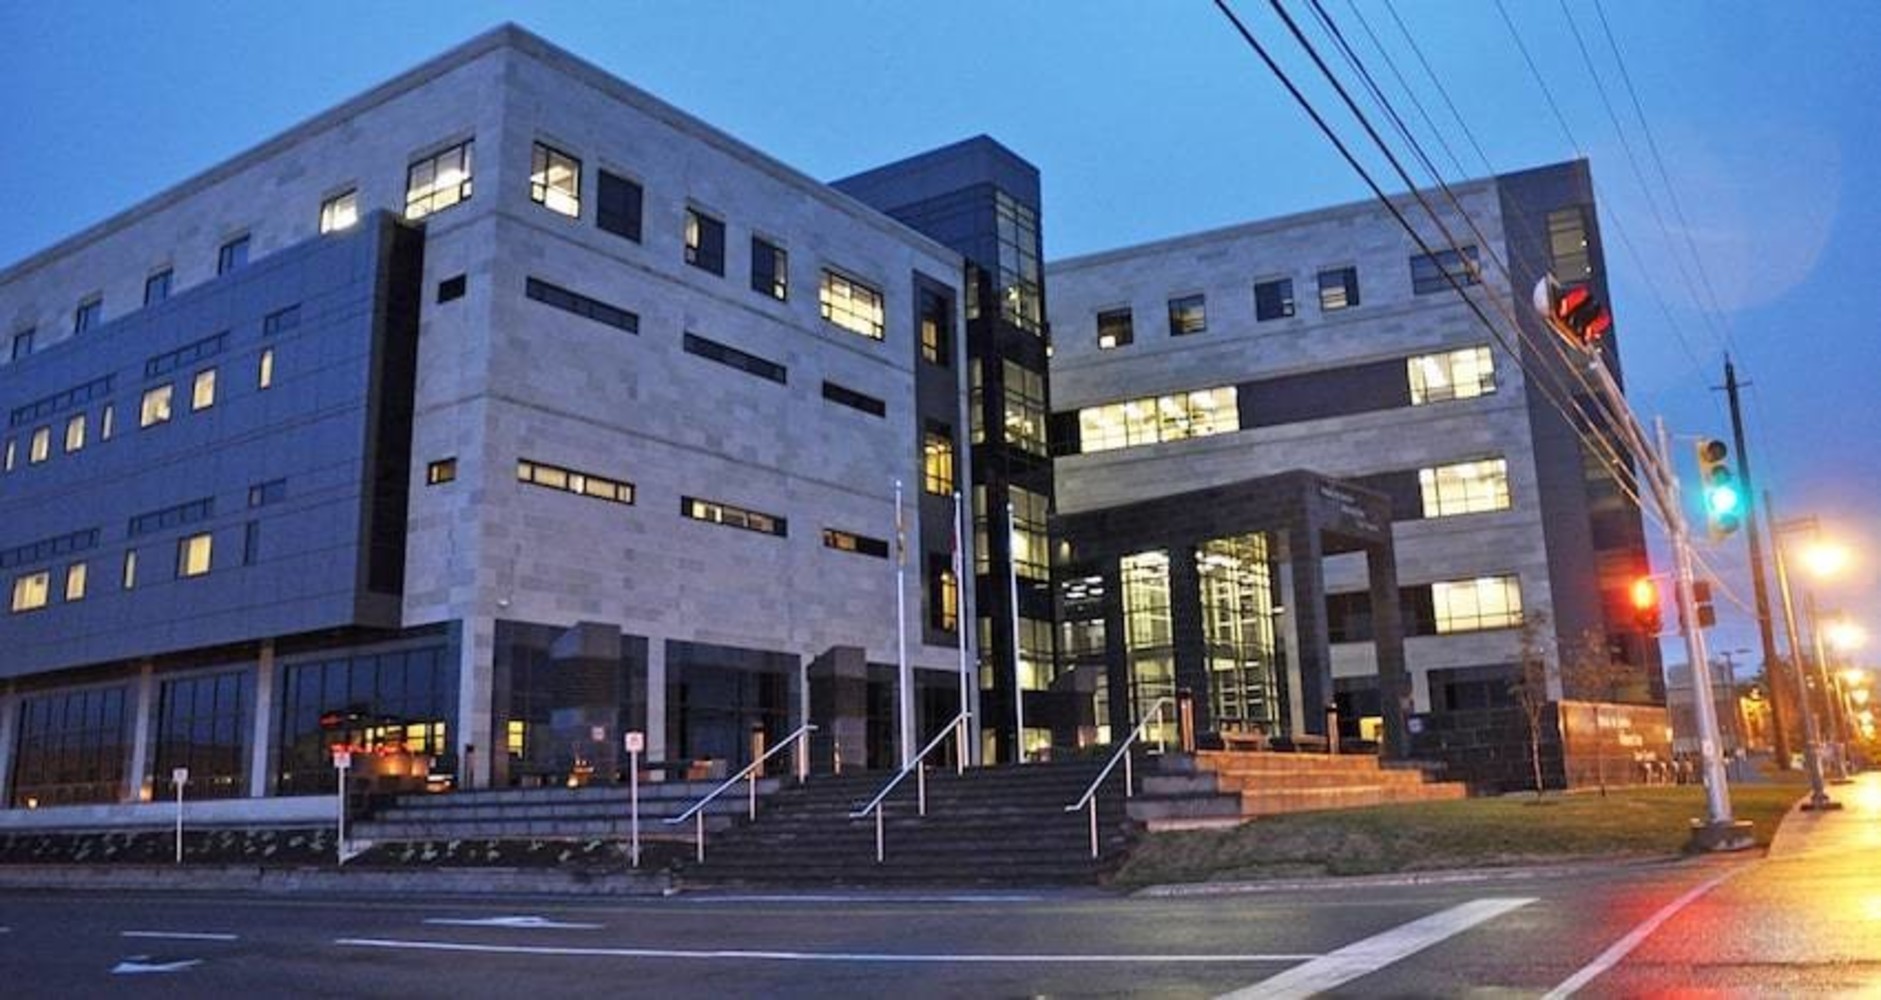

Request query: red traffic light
[
  {"left": 1555, "top": 285, "right": 1592, "bottom": 323},
  {"left": 1533, "top": 276, "right": 1613, "bottom": 350},
  {"left": 1630, "top": 576, "right": 1663, "bottom": 634}
]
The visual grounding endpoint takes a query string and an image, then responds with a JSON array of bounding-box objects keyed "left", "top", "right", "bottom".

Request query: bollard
[
  {"left": 1176, "top": 688, "right": 1196, "bottom": 754},
  {"left": 1325, "top": 702, "right": 1341, "bottom": 755}
]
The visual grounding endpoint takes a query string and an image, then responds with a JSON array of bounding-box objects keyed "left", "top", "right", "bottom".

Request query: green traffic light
[{"left": 1705, "top": 482, "right": 1743, "bottom": 517}]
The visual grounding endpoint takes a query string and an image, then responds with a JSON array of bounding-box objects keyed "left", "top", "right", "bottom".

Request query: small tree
[
  {"left": 1562, "top": 628, "right": 1636, "bottom": 797},
  {"left": 1509, "top": 613, "right": 1555, "bottom": 799}
]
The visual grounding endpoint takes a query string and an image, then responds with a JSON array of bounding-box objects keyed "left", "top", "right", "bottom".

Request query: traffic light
[
  {"left": 1695, "top": 438, "right": 1744, "bottom": 539},
  {"left": 1630, "top": 576, "right": 1663, "bottom": 634},
  {"left": 1531, "top": 276, "right": 1613, "bottom": 350}
]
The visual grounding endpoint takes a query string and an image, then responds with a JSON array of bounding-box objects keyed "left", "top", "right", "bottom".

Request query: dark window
[
  {"left": 242, "top": 521, "right": 261, "bottom": 566},
  {"left": 596, "top": 170, "right": 643, "bottom": 242},
  {"left": 682, "top": 496, "right": 787, "bottom": 537},
  {"left": 1326, "top": 592, "right": 1375, "bottom": 644},
  {"left": 1411, "top": 246, "right": 1480, "bottom": 294},
  {"left": 525, "top": 277, "right": 639, "bottom": 333},
  {"left": 217, "top": 235, "right": 250, "bottom": 276},
  {"left": 919, "top": 288, "right": 951, "bottom": 365},
  {"left": 1167, "top": 294, "right": 1207, "bottom": 336},
  {"left": 426, "top": 458, "right": 457, "bottom": 485},
  {"left": 823, "top": 529, "right": 889, "bottom": 558},
  {"left": 685, "top": 208, "right": 725, "bottom": 275},
  {"left": 11, "top": 686, "right": 129, "bottom": 807},
  {"left": 128, "top": 496, "right": 215, "bottom": 537},
  {"left": 437, "top": 275, "right": 467, "bottom": 303},
  {"left": 751, "top": 236, "right": 788, "bottom": 301},
  {"left": 263, "top": 305, "right": 301, "bottom": 336},
  {"left": 821, "top": 380, "right": 886, "bottom": 417},
  {"left": 144, "top": 269, "right": 173, "bottom": 307},
  {"left": 276, "top": 647, "right": 454, "bottom": 794},
  {"left": 10, "top": 329, "right": 33, "bottom": 362},
  {"left": 0, "top": 528, "right": 101, "bottom": 571},
  {"left": 10, "top": 375, "right": 115, "bottom": 430},
  {"left": 1318, "top": 266, "right": 1359, "bottom": 310},
  {"left": 1254, "top": 278, "right": 1295, "bottom": 321},
  {"left": 1400, "top": 585, "right": 1438, "bottom": 637},
  {"left": 73, "top": 298, "right": 103, "bottom": 335},
  {"left": 1432, "top": 664, "right": 1517, "bottom": 711},
  {"left": 145, "top": 331, "right": 228, "bottom": 378},
  {"left": 247, "top": 479, "right": 287, "bottom": 508},
  {"left": 153, "top": 670, "right": 253, "bottom": 800},
  {"left": 683, "top": 332, "right": 786, "bottom": 384},
  {"left": 1097, "top": 308, "right": 1133, "bottom": 350}
]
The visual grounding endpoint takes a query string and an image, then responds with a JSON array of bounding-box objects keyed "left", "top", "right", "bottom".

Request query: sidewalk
[{"left": 1764, "top": 769, "right": 1881, "bottom": 860}]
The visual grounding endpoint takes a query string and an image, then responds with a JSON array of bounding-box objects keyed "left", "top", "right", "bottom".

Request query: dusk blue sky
[{"left": 2, "top": 1, "right": 1874, "bottom": 674}]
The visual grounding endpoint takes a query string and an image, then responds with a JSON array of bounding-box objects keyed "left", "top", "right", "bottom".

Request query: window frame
[
  {"left": 1253, "top": 278, "right": 1296, "bottom": 321},
  {"left": 683, "top": 206, "right": 726, "bottom": 276},
  {"left": 217, "top": 235, "right": 250, "bottom": 276},
  {"left": 1097, "top": 308, "right": 1134, "bottom": 350},
  {"left": 1317, "top": 266, "right": 1360, "bottom": 311},
  {"left": 529, "top": 141, "right": 582, "bottom": 218},
  {"left": 404, "top": 138, "right": 475, "bottom": 220},
  {"left": 1167, "top": 294, "right": 1207, "bottom": 336},
  {"left": 750, "top": 235, "right": 789, "bottom": 301},
  {"left": 319, "top": 188, "right": 360, "bottom": 233},
  {"left": 819, "top": 269, "right": 885, "bottom": 340}
]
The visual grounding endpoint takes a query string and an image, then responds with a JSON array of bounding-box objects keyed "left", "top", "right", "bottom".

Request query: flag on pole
[{"left": 894, "top": 480, "right": 907, "bottom": 566}]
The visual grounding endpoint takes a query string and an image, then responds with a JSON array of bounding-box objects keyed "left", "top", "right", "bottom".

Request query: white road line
[
  {"left": 1543, "top": 867, "right": 1745, "bottom": 999},
  {"left": 1219, "top": 896, "right": 1537, "bottom": 1000},
  {"left": 120, "top": 931, "right": 240, "bottom": 942},
  {"left": 423, "top": 916, "right": 602, "bottom": 930},
  {"left": 336, "top": 938, "right": 1318, "bottom": 964},
  {"left": 674, "top": 893, "right": 1044, "bottom": 904}
]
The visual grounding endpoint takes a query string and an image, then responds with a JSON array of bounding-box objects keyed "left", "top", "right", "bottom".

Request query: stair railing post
[
  {"left": 1088, "top": 799, "right": 1099, "bottom": 859},
  {"left": 917, "top": 762, "right": 927, "bottom": 817},
  {"left": 748, "top": 771, "right": 757, "bottom": 821},
  {"left": 875, "top": 803, "right": 885, "bottom": 863},
  {"left": 695, "top": 811, "right": 705, "bottom": 863},
  {"left": 1124, "top": 749, "right": 1134, "bottom": 799},
  {"left": 955, "top": 715, "right": 966, "bottom": 776}
]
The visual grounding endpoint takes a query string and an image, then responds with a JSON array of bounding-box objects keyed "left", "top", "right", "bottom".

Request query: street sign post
[
  {"left": 171, "top": 767, "right": 189, "bottom": 864},
  {"left": 332, "top": 748, "right": 352, "bottom": 864},
  {"left": 624, "top": 731, "right": 645, "bottom": 867}
]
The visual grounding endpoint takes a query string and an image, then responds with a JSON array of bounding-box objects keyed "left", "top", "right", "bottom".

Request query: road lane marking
[
  {"left": 1543, "top": 867, "right": 1745, "bottom": 998},
  {"left": 1219, "top": 896, "right": 1537, "bottom": 1000},
  {"left": 423, "top": 915, "right": 602, "bottom": 930},
  {"left": 112, "top": 958, "right": 203, "bottom": 974},
  {"left": 121, "top": 931, "right": 239, "bottom": 942},
  {"left": 674, "top": 893, "right": 1044, "bottom": 904},
  {"left": 337, "top": 938, "right": 1319, "bottom": 964}
]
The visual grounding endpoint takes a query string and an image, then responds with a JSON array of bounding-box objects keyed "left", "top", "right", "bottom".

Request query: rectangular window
[
  {"left": 525, "top": 277, "right": 639, "bottom": 333},
  {"left": 191, "top": 368, "right": 217, "bottom": 411},
  {"left": 1419, "top": 457, "right": 1512, "bottom": 517},
  {"left": 929, "top": 554, "right": 959, "bottom": 632},
  {"left": 405, "top": 139, "right": 474, "bottom": 219},
  {"left": 821, "top": 381, "right": 886, "bottom": 418},
  {"left": 1408, "top": 346, "right": 1496, "bottom": 404},
  {"left": 100, "top": 404, "right": 114, "bottom": 442},
  {"left": 683, "top": 332, "right": 786, "bottom": 384},
  {"left": 145, "top": 331, "right": 228, "bottom": 379},
  {"left": 436, "top": 275, "right": 466, "bottom": 302},
  {"left": 29, "top": 427, "right": 49, "bottom": 464},
  {"left": 258, "top": 348, "right": 274, "bottom": 389},
  {"left": 529, "top": 142, "right": 581, "bottom": 217},
  {"left": 682, "top": 496, "right": 787, "bottom": 537},
  {"left": 1003, "top": 361, "right": 1048, "bottom": 457},
  {"left": 178, "top": 533, "right": 213, "bottom": 578},
  {"left": 9, "top": 328, "right": 32, "bottom": 361},
  {"left": 64, "top": 562, "right": 87, "bottom": 602},
  {"left": 246, "top": 480, "right": 285, "bottom": 508},
  {"left": 123, "top": 549, "right": 137, "bottom": 590},
  {"left": 3, "top": 438, "right": 13, "bottom": 472},
  {"left": 1121, "top": 550, "right": 1177, "bottom": 744},
  {"left": 596, "top": 170, "right": 643, "bottom": 242},
  {"left": 130, "top": 497, "right": 215, "bottom": 536},
  {"left": 1254, "top": 278, "right": 1295, "bottom": 321},
  {"left": 969, "top": 360, "right": 985, "bottom": 444},
  {"left": 139, "top": 385, "right": 174, "bottom": 428},
  {"left": 684, "top": 207, "right": 725, "bottom": 275},
  {"left": 819, "top": 270, "right": 885, "bottom": 340},
  {"left": 1010, "top": 485, "right": 1050, "bottom": 580},
  {"left": 1167, "top": 294, "right": 1207, "bottom": 336},
  {"left": 1548, "top": 207, "right": 1593, "bottom": 283},
  {"left": 1431, "top": 575, "right": 1524, "bottom": 633},
  {"left": 1097, "top": 308, "right": 1134, "bottom": 350},
  {"left": 1318, "top": 266, "right": 1359, "bottom": 311},
  {"left": 320, "top": 189, "right": 359, "bottom": 233},
  {"left": 994, "top": 190, "right": 1044, "bottom": 334},
  {"left": 217, "top": 235, "right": 250, "bottom": 275},
  {"left": 517, "top": 458, "right": 634, "bottom": 505},
  {"left": 10, "top": 571, "right": 50, "bottom": 612},
  {"left": 144, "top": 269, "right": 173, "bottom": 306},
  {"left": 751, "top": 236, "right": 788, "bottom": 301},
  {"left": 1076, "top": 386, "right": 1240, "bottom": 454},
  {"left": 823, "top": 529, "right": 889, "bottom": 558},
  {"left": 262, "top": 305, "right": 300, "bottom": 336},
  {"left": 242, "top": 521, "right": 260, "bottom": 566},
  {"left": 74, "top": 298, "right": 103, "bottom": 334},
  {"left": 1411, "top": 246, "right": 1481, "bottom": 294},
  {"left": 426, "top": 458, "right": 457, "bottom": 485},
  {"left": 923, "top": 422, "right": 955, "bottom": 495},
  {"left": 919, "top": 288, "right": 951, "bottom": 365},
  {"left": 0, "top": 527, "right": 99, "bottom": 570},
  {"left": 63, "top": 413, "right": 85, "bottom": 454}
]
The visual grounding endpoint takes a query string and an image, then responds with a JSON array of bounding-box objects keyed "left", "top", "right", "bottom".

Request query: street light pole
[
  {"left": 1766, "top": 493, "right": 1839, "bottom": 811},
  {"left": 1805, "top": 591, "right": 1853, "bottom": 782}
]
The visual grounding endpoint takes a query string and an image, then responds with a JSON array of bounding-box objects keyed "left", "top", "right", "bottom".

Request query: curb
[
  {"left": 0, "top": 864, "right": 673, "bottom": 897},
  {"left": 1129, "top": 855, "right": 1697, "bottom": 898}
]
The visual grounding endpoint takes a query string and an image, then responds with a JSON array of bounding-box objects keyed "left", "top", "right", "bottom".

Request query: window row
[
  {"left": 8, "top": 531, "right": 221, "bottom": 614},
  {"left": 1075, "top": 387, "right": 1240, "bottom": 455},
  {"left": 1325, "top": 573, "right": 1525, "bottom": 642}
]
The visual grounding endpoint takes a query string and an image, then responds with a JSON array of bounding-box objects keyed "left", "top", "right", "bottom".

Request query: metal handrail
[
  {"left": 1064, "top": 697, "right": 1172, "bottom": 858},
  {"left": 663, "top": 722, "right": 817, "bottom": 863},
  {"left": 847, "top": 710, "right": 971, "bottom": 862}
]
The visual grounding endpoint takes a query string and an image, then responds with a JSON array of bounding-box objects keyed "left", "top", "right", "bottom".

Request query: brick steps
[{"left": 1128, "top": 750, "right": 1470, "bottom": 829}]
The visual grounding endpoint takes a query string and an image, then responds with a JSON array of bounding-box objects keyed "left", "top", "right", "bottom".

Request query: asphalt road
[{"left": 0, "top": 856, "right": 1788, "bottom": 998}]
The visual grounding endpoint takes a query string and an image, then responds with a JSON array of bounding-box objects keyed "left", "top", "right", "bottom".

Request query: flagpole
[
  {"left": 953, "top": 490, "right": 970, "bottom": 766},
  {"left": 1008, "top": 500, "right": 1025, "bottom": 763},
  {"left": 894, "top": 479, "right": 912, "bottom": 769}
]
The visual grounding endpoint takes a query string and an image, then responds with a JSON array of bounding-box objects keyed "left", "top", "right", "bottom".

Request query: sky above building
[{"left": 2, "top": 0, "right": 1874, "bottom": 675}]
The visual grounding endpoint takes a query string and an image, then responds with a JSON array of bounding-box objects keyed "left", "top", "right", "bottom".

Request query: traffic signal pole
[{"left": 1716, "top": 357, "right": 1790, "bottom": 767}]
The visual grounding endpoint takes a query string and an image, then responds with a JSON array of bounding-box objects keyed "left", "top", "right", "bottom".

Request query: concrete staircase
[
  {"left": 1131, "top": 751, "right": 1469, "bottom": 831},
  {"left": 677, "top": 760, "right": 1135, "bottom": 888},
  {"left": 352, "top": 778, "right": 778, "bottom": 843}
]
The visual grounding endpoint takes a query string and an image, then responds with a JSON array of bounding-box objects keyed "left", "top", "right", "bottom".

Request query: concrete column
[
  {"left": 1367, "top": 545, "right": 1412, "bottom": 760},
  {"left": 124, "top": 661, "right": 157, "bottom": 803},
  {"left": 248, "top": 640, "right": 276, "bottom": 798},
  {"left": 645, "top": 637, "right": 667, "bottom": 764},
  {"left": 1168, "top": 546, "right": 1211, "bottom": 736},
  {"left": 1278, "top": 560, "right": 1306, "bottom": 738},
  {"left": 456, "top": 617, "right": 494, "bottom": 789},
  {"left": 808, "top": 646, "right": 866, "bottom": 772},
  {"left": 1287, "top": 528, "right": 1332, "bottom": 739},
  {"left": 0, "top": 686, "right": 18, "bottom": 807}
]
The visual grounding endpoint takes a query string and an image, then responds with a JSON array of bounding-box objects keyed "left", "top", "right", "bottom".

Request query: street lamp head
[
  {"left": 1826, "top": 620, "right": 1867, "bottom": 652},
  {"left": 1800, "top": 541, "right": 1852, "bottom": 579}
]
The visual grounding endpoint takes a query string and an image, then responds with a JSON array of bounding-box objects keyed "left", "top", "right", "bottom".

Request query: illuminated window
[
  {"left": 144, "top": 269, "right": 173, "bottom": 306},
  {"left": 28, "top": 427, "right": 49, "bottom": 465},
  {"left": 1419, "top": 458, "right": 1511, "bottom": 517},
  {"left": 10, "top": 571, "right": 50, "bottom": 613},
  {"left": 1411, "top": 246, "right": 1480, "bottom": 294},
  {"left": 529, "top": 142, "right": 581, "bottom": 217},
  {"left": 320, "top": 189, "right": 359, "bottom": 233},
  {"left": 63, "top": 414, "right": 85, "bottom": 454},
  {"left": 1076, "top": 386, "right": 1239, "bottom": 454},
  {"left": 929, "top": 555, "right": 959, "bottom": 632},
  {"left": 1318, "top": 266, "right": 1359, "bottom": 311},
  {"left": 923, "top": 423, "right": 955, "bottom": 495},
  {"left": 1408, "top": 346, "right": 1496, "bottom": 404},
  {"left": 968, "top": 361, "right": 985, "bottom": 444},
  {"left": 426, "top": 458, "right": 457, "bottom": 485},
  {"left": 405, "top": 139, "right": 474, "bottom": 219},
  {"left": 177, "top": 533, "right": 213, "bottom": 579},
  {"left": 819, "top": 270, "right": 884, "bottom": 340},
  {"left": 682, "top": 496, "right": 787, "bottom": 537},
  {"left": 1097, "top": 308, "right": 1133, "bottom": 350},
  {"left": 191, "top": 368, "right": 217, "bottom": 411},
  {"left": 100, "top": 404, "right": 115, "bottom": 441},
  {"left": 684, "top": 207, "right": 725, "bottom": 275},
  {"left": 994, "top": 190, "right": 1043, "bottom": 334},
  {"left": 1121, "top": 550, "right": 1177, "bottom": 745},
  {"left": 74, "top": 297, "right": 103, "bottom": 334},
  {"left": 1002, "top": 361, "right": 1048, "bottom": 457},
  {"left": 258, "top": 348, "right": 274, "bottom": 389},
  {"left": 1254, "top": 278, "right": 1295, "bottom": 321},
  {"left": 122, "top": 550, "right": 138, "bottom": 590},
  {"left": 517, "top": 458, "right": 634, "bottom": 504},
  {"left": 919, "top": 287, "right": 950, "bottom": 365},
  {"left": 1167, "top": 294, "right": 1207, "bottom": 336},
  {"left": 823, "top": 529, "right": 889, "bottom": 558},
  {"left": 217, "top": 235, "right": 249, "bottom": 276},
  {"left": 1431, "top": 575, "right": 1523, "bottom": 633},
  {"left": 64, "top": 562, "right": 87, "bottom": 602},
  {"left": 2, "top": 438, "right": 12, "bottom": 471},
  {"left": 134, "top": 381, "right": 171, "bottom": 428},
  {"left": 1010, "top": 486, "right": 1050, "bottom": 580},
  {"left": 752, "top": 236, "right": 788, "bottom": 301}
]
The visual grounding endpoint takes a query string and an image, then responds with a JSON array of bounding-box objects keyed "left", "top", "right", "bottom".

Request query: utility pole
[{"left": 1716, "top": 356, "right": 1790, "bottom": 767}]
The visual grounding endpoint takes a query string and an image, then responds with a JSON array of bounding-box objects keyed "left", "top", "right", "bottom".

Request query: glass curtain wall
[
  {"left": 277, "top": 646, "right": 455, "bottom": 794},
  {"left": 1196, "top": 533, "right": 1283, "bottom": 736},
  {"left": 153, "top": 669, "right": 253, "bottom": 799},
  {"left": 11, "top": 686, "right": 129, "bottom": 807},
  {"left": 1121, "top": 551, "right": 1176, "bottom": 744}
]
